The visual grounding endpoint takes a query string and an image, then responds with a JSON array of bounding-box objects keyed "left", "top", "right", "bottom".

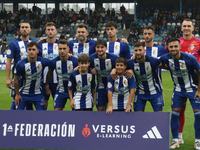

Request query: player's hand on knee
[
  {"left": 121, "top": 38, "right": 128, "bottom": 44},
  {"left": 74, "top": 66, "right": 80, "bottom": 71},
  {"left": 6, "top": 78, "right": 12, "bottom": 89},
  {"left": 125, "top": 69, "right": 133, "bottom": 79},
  {"left": 125, "top": 105, "right": 132, "bottom": 113},
  {"left": 91, "top": 68, "right": 97, "bottom": 75},
  {"left": 45, "top": 84, "right": 51, "bottom": 95},
  {"left": 110, "top": 68, "right": 118, "bottom": 80},
  {"left": 38, "top": 37, "right": 47, "bottom": 43},
  {"left": 106, "top": 105, "right": 113, "bottom": 114}
]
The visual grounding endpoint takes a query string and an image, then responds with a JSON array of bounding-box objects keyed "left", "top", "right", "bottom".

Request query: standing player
[
  {"left": 90, "top": 39, "right": 118, "bottom": 111},
  {"left": 126, "top": 42, "right": 164, "bottom": 112},
  {"left": 178, "top": 19, "right": 200, "bottom": 144},
  {"left": 38, "top": 22, "right": 60, "bottom": 109},
  {"left": 45, "top": 40, "right": 78, "bottom": 110},
  {"left": 69, "top": 24, "right": 96, "bottom": 58},
  {"left": 6, "top": 21, "right": 36, "bottom": 110},
  {"left": 106, "top": 57, "right": 136, "bottom": 114},
  {"left": 68, "top": 54, "right": 95, "bottom": 111},
  {"left": 160, "top": 38, "right": 200, "bottom": 149},
  {"left": 105, "top": 21, "right": 131, "bottom": 60},
  {"left": 14, "top": 41, "right": 50, "bottom": 110}
]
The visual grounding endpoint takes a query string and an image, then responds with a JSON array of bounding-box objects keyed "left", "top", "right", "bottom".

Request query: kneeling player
[
  {"left": 106, "top": 57, "right": 136, "bottom": 114},
  {"left": 68, "top": 54, "right": 95, "bottom": 111},
  {"left": 14, "top": 41, "right": 50, "bottom": 110}
]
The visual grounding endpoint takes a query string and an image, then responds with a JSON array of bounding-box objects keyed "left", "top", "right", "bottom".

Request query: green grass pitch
[{"left": 0, "top": 70, "right": 196, "bottom": 150}]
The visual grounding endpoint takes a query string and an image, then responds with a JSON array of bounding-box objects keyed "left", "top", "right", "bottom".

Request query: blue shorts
[
  {"left": 95, "top": 89, "right": 108, "bottom": 107},
  {"left": 54, "top": 91, "right": 69, "bottom": 109},
  {"left": 171, "top": 90, "right": 200, "bottom": 109},
  {"left": 16, "top": 94, "right": 45, "bottom": 110},
  {"left": 134, "top": 92, "right": 164, "bottom": 111},
  {"left": 41, "top": 83, "right": 58, "bottom": 100}
]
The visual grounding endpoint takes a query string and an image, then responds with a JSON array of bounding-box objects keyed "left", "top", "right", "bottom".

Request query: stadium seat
[
  {"left": 167, "top": 23, "right": 171, "bottom": 26},
  {"left": 144, "top": 19, "right": 148, "bottom": 23},
  {"left": 154, "top": 38, "right": 158, "bottom": 42},
  {"left": 192, "top": 19, "right": 196, "bottom": 23},
  {"left": 134, "top": 19, "right": 138, "bottom": 23},
  {"left": 71, "top": 23, "right": 75, "bottom": 26},
  {"left": 68, "top": 38, "right": 73, "bottom": 41},
  {"left": 172, "top": 23, "right": 176, "bottom": 26},
  {"left": 88, "top": 26, "right": 92, "bottom": 30},
  {"left": 93, "top": 38, "right": 97, "bottom": 41},
  {"left": 139, "top": 19, "right": 143, "bottom": 23},
  {"left": 148, "top": 23, "right": 152, "bottom": 26},
  {"left": 103, "top": 38, "right": 107, "bottom": 41},
  {"left": 193, "top": 22, "right": 195, "bottom": 26},
  {"left": 177, "top": 23, "right": 181, "bottom": 26},
  {"left": 77, "top": 20, "right": 81, "bottom": 23},
  {"left": 56, "top": 34, "right": 61, "bottom": 38},
  {"left": 155, "top": 34, "right": 159, "bottom": 37},
  {"left": 66, "top": 34, "right": 70, "bottom": 37},
  {"left": 74, "top": 26, "right": 77, "bottom": 30},
  {"left": 36, "top": 38, "right": 40, "bottom": 41},
  {"left": 60, "top": 26, "right": 63, "bottom": 30},
  {"left": 132, "top": 46, "right": 134, "bottom": 49},
  {"left": 7, "top": 34, "right": 11, "bottom": 37},
  {"left": 99, "top": 34, "right": 104, "bottom": 38},
  {"left": 159, "top": 38, "right": 163, "bottom": 41},
  {"left": 118, "top": 23, "right": 121, "bottom": 27},
  {"left": 10, "top": 38, "right": 14, "bottom": 41},
  {"left": 102, "top": 26, "right": 105, "bottom": 30},
  {"left": 118, "top": 27, "right": 121, "bottom": 30},
  {"left": 3, "top": 34, "right": 7, "bottom": 36},
  {"left": 42, "top": 34, "right": 46, "bottom": 37},
  {"left": 100, "top": 30, "right": 104, "bottom": 34},
  {"left": 195, "top": 34, "right": 200, "bottom": 38},
  {"left": 149, "top": 19, "right": 152, "bottom": 23},
  {"left": 81, "top": 20, "right": 84, "bottom": 23}
]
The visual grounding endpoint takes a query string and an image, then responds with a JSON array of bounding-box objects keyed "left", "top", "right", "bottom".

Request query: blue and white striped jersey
[
  {"left": 127, "top": 55, "right": 162, "bottom": 95},
  {"left": 106, "top": 41, "right": 131, "bottom": 59},
  {"left": 90, "top": 53, "right": 118, "bottom": 89},
  {"left": 6, "top": 37, "right": 37, "bottom": 70},
  {"left": 107, "top": 75, "right": 136, "bottom": 110},
  {"left": 14, "top": 57, "right": 50, "bottom": 96},
  {"left": 145, "top": 44, "right": 168, "bottom": 90},
  {"left": 38, "top": 39, "right": 60, "bottom": 84},
  {"left": 68, "top": 70, "right": 95, "bottom": 109},
  {"left": 69, "top": 39, "right": 96, "bottom": 58},
  {"left": 49, "top": 56, "right": 78, "bottom": 93},
  {"left": 160, "top": 52, "right": 200, "bottom": 93}
]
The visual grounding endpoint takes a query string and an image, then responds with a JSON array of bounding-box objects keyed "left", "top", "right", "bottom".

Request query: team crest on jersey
[
  {"left": 191, "top": 44, "right": 194, "bottom": 50},
  {"left": 124, "top": 80, "right": 127, "bottom": 85},
  {"left": 146, "top": 66, "right": 150, "bottom": 71},
  {"left": 115, "top": 45, "right": 118, "bottom": 49},
  {"left": 88, "top": 77, "right": 91, "bottom": 82},
  {"left": 106, "top": 62, "right": 110, "bottom": 67},
  {"left": 21, "top": 52, "right": 23, "bottom": 56},
  {"left": 85, "top": 44, "right": 88, "bottom": 49},
  {"left": 153, "top": 50, "right": 156, "bottom": 55},
  {"left": 68, "top": 65, "right": 72, "bottom": 70},
  {"left": 42, "top": 54, "right": 45, "bottom": 57},
  {"left": 54, "top": 45, "right": 58, "bottom": 50},
  {"left": 73, "top": 52, "right": 75, "bottom": 55},
  {"left": 37, "top": 64, "right": 41, "bottom": 69},
  {"left": 181, "top": 63, "right": 184, "bottom": 68}
]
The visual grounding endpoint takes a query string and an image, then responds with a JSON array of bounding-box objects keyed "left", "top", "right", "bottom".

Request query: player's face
[
  {"left": 115, "top": 63, "right": 126, "bottom": 75},
  {"left": 181, "top": 21, "right": 194, "bottom": 36},
  {"left": 45, "top": 26, "right": 57, "bottom": 38},
  {"left": 106, "top": 26, "right": 118, "bottom": 38},
  {"left": 78, "top": 62, "right": 90, "bottom": 72},
  {"left": 27, "top": 45, "right": 39, "bottom": 58},
  {"left": 143, "top": 29, "right": 155, "bottom": 42},
  {"left": 168, "top": 41, "right": 181, "bottom": 57},
  {"left": 20, "top": 23, "right": 31, "bottom": 37},
  {"left": 76, "top": 27, "right": 88, "bottom": 42},
  {"left": 134, "top": 46, "right": 146, "bottom": 60},
  {"left": 95, "top": 44, "right": 107, "bottom": 56},
  {"left": 58, "top": 44, "right": 68, "bottom": 57}
]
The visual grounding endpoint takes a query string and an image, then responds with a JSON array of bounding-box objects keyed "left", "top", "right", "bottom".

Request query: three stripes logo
[{"left": 142, "top": 126, "right": 162, "bottom": 139}]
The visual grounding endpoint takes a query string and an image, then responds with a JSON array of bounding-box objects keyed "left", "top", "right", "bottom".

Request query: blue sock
[
  {"left": 194, "top": 111, "right": 200, "bottom": 139},
  {"left": 171, "top": 110, "right": 180, "bottom": 139}
]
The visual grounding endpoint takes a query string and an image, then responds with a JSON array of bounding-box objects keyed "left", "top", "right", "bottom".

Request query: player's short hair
[
  {"left": 106, "top": 21, "right": 118, "bottom": 29},
  {"left": 167, "top": 38, "right": 180, "bottom": 44},
  {"left": 78, "top": 54, "right": 90, "bottom": 63},
  {"left": 115, "top": 57, "right": 127, "bottom": 66},
  {"left": 143, "top": 26, "right": 155, "bottom": 32},
  {"left": 45, "top": 22, "right": 56, "bottom": 28},
  {"left": 58, "top": 39, "right": 69, "bottom": 47},
  {"left": 27, "top": 41, "right": 39, "bottom": 49},
  {"left": 134, "top": 42, "right": 145, "bottom": 48},
  {"left": 95, "top": 39, "right": 107, "bottom": 47},
  {"left": 183, "top": 18, "right": 192, "bottom": 23},
  {"left": 20, "top": 21, "right": 31, "bottom": 28},
  {"left": 77, "top": 23, "right": 88, "bottom": 30}
]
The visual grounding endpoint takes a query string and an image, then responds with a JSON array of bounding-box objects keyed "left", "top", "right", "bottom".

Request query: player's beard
[
  {"left": 136, "top": 54, "right": 144, "bottom": 61},
  {"left": 21, "top": 33, "right": 29, "bottom": 38},
  {"left": 77, "top": 35, "right": 86, "bottom": 42},
  {"left": 145, "top": 37, "right": 153, "bottom": 43}
]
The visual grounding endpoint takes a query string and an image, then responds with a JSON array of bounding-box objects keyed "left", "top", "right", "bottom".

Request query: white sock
[{"left": 178, "top": 133, "right": 183, "bottom": 139}]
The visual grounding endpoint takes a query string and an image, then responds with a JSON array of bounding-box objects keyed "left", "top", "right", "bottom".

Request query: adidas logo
[
  {"left": 142, "top": 126, "right": 162, "bottom": 139},
  {"left": 21, "top": 46, "right": 25, "bottom": 49},
  {"left": 96, "top": 64, "right": 99, "bottom": 67},
  {"left": 44, "top": 48, "right": 47, "bottom": 50},
  {"left": 135, "top": 68, "right": 139, "bottom": 71},
  {"left": 27, "top": 69, "right": 30, "bottom": 71},
  {"left": 57, "top": 67, "right": 61, "bottom": 70},
  {"left": 78, "top": 80, "right": 81, "bottom": 83},
  {"left": 115, "top": 81, "right": 118, "bottom": 84}
]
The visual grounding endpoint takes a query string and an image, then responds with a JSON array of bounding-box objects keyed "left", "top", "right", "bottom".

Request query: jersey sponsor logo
[
  {"left": 82, "top": 124, "right": 90, "bottom": 138},
  {"left": 42, "top": 53, "right": 59, "bottom": 58},
  {"left": 20, "top": 52, "right": 28, "bottom": 57},
  {"left": 142, "top": 126, "right": 162, "bottom": 139},
  {"left": 7, "top": 49, "right": 11, "bottom": 55},
  {"left": 191, "top": 44, "right": 194, "bottom": 50},
  {"left": 107, "top": 82, "right": 112, "bottom": 88}
]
